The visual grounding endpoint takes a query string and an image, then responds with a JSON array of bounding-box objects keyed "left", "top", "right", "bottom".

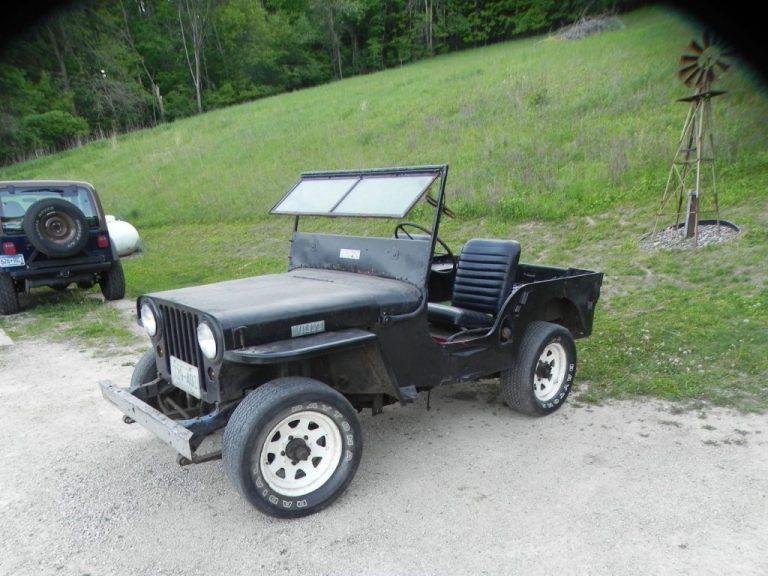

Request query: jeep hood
[{"left": 147, "top": 268, "right": 422, "bottom": 347}]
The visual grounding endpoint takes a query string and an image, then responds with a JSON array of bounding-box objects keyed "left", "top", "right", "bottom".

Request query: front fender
[{"left": 223, "top": 328, "right": 377, "bottom": 365}]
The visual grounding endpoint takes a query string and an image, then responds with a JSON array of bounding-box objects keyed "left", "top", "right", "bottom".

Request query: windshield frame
[
  {"left": 270, "top": 165, "right": 447, "bottom": 220},
  {"left": 272, "top": 165, "right": 451, "bottom": 284}
]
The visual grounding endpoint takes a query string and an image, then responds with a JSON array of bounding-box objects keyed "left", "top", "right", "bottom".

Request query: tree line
[{"left": 0, "top": 0, "right": 633, "bottom": 165}]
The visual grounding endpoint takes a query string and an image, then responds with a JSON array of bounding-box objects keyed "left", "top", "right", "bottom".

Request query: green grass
[
  {"left": 0, "top": 291, "right": 136, "bottom": 351},
  {"left": 1, "top": 6, "right": 767, "bottom": 410}
]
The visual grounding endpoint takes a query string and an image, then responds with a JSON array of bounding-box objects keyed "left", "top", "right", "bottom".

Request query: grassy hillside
[
  {"left": 2, "top": 7, "right": 766, "bottom": 226},
  {"left": 2, "top": 6, "right": 767, "bottom": 411}
]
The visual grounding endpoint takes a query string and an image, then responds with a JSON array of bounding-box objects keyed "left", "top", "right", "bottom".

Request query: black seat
[{"left": 428, "top": 239, "right": 521, "bottom": 329}]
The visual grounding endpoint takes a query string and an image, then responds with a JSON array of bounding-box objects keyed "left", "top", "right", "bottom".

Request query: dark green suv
[{"left": 0, "top": 180, "right": 125, "bottom": 314}]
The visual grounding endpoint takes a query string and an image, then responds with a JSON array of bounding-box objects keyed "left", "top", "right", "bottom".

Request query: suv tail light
[
  {"left": 97, "top": 235, "right": 110, "bottom": 249},
  {"left": 1, "top": 242, "right": 17, "bottom": 255}
]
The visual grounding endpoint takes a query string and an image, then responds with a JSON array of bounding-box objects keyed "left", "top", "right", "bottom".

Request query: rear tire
[
  {"left": 100, "top": 260, "right": 125, "bottom": 301},
  {"left": 0, "top": 273, "right": 20, "bottom": 315},
  {"left": 223, "top": 377, "right": 362, "bottom": 518},
  {"left": 501, "top": 321, "right": 576, "bottom": 416}
]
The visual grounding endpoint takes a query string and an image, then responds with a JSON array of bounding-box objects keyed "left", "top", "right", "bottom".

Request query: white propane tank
[{"left": 106, "top": 216, "right": 141, "bottom": 257}]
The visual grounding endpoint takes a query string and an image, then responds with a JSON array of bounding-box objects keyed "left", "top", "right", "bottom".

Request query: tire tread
[
  {"left": 100, "top": 260, "right": 126, "bottom": 301},
  {"left": 130, "top": 348, "right": 158, "bottom": 390},
  {"left": 0, "top": 274, "right": 19, "bottom": 315}
]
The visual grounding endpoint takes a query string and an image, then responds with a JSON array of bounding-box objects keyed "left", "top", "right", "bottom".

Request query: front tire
[
  {"left": 130, "top": 348, "right": 187, "bottom": 418},
  {"left": 501, "top": 321, "right": 576, "bottom": 416},
  {"left": 223, "top": 377, "right": 362, "bottom": 518},
  {"left": 130, "top": 348, "right": 159, "bottom": 390},
  {"left": 0, "top": 274, "right": 20, "bottom": 315},
  {"left": 100, "top": 260, "right": 126, "bottom": 301}
]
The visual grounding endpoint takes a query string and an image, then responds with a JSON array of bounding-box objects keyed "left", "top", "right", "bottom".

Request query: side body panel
[
  {"left": 432, "top": 268, "right": 604, "bottom": 386},
  {"left": 499, "top": 269, "right": 604, "bottom": 340}
]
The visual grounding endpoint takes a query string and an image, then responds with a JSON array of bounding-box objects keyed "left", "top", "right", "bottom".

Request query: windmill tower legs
[{"left": 653, "top": 91, "right": 722, "bottom": 245}]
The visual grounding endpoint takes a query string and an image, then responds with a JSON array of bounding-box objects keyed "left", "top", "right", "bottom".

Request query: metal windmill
[{"left": 653, "top": 31, "right": 733, "bottom": 243}]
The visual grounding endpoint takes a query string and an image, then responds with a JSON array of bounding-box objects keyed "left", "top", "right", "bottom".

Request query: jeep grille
[{"left": 158, "top": 304, "right": 205, "bottom": 376}]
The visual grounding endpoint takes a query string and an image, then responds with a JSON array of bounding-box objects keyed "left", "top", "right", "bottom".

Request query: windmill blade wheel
[{"left": 677, "top": 31, "right": 731, "bottom": 89}]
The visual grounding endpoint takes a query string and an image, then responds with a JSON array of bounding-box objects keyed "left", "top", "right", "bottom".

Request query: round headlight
[
  {"left": 140, "top": 303, "right": 157, "bottom": 337},
  {"left": 197, "top": 322, "right": 218, "bottom": 360}
]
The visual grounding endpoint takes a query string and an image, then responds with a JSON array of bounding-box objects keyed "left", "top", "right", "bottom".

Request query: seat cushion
[
  {"left": 451, "top": 238, "right": 521, "bottom": 315},
  {"left": 427, "top": 302, "right": 494, "bottom": 329}
]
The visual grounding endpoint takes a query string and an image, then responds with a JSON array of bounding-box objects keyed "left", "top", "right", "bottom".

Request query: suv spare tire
[{"left": 22, "top": 198, "right": 89, "bottom": 258}]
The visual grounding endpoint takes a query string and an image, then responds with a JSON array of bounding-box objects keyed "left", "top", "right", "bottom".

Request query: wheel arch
[
  {"left": 541, "top": 297, "right": 585, "bottom": 336},
  {"left": 219, "top": 342, "right": 402, "bottom": 409}
]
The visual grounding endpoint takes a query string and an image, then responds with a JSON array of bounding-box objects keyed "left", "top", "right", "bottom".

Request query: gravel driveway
[{"left": 1, "top": 338, "right": 766, "bottom": 576}]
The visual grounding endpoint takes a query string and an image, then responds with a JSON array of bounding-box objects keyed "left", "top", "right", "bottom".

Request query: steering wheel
[{"left": 394, "top": 222, "right": 456, "bottom": 275}]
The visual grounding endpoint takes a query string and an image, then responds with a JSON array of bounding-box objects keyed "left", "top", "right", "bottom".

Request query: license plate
[
  {"left": 0, "top": 254, "right": 25, "bottom": 268},
  {"left": 170, "top": 356, "right": 201, "bottom": 399}
]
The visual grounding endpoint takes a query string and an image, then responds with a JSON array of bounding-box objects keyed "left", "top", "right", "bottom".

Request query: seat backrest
[{"left": 451, "top": 239, "right": 521, "bottom": 315}]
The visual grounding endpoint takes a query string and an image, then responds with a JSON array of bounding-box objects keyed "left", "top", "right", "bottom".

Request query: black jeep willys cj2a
[{"left": 101, "top": 166, "right": 602, "bottom": 518}]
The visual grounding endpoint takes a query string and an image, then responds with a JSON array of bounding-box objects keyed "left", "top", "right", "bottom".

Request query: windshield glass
[
  {"left": 0, "top": 186, "right": 100, "bottom": 233},
  {"left": 333, "top": 174, "right": 437, "bottom": 217},
  {"left": 271, "top": 170, "right": 440, "bottom": 218},
  {"left": 273, "top": 177, "right": 360, "bottom": 214}
]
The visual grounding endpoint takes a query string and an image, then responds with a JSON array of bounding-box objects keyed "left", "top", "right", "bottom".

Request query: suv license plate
[
  {"left": 170, "top": 356, "right": 201, "bottom": 399},
  {"left": 0, "top": 254, "right": 25, "bottom": 268}
]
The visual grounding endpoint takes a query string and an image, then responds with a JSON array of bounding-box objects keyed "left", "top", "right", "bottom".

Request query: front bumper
[{"left": 100, "top": 380, "right": 194, "bottom": 460}]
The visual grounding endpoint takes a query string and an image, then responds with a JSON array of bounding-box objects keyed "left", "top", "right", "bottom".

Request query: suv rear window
[{"left": 0, "top": 186, "right": 100, "bottom": 233}]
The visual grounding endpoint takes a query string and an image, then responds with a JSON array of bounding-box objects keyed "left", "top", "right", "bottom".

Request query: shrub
[
  {"left": 21, "top": 110, "right": 89, "bottom": 150},
  {"left": 163, "top": 88, "right": 197, "bottom": 121},
  {"left": 204, "top": 82, "right": 279, "bottom": 110}
]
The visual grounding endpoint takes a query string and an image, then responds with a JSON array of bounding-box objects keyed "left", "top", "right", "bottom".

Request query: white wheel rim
[
  {"left": 258, "top": 410, "right": 343, "bottom": 498},
  {"left": 533, "top": 342, "right": 567, "bottom": 402}
]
